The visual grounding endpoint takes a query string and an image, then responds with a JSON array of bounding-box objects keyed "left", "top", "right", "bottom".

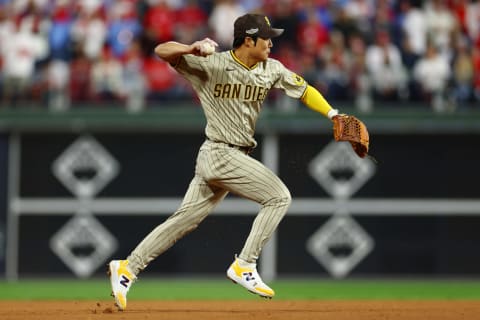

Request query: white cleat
[
  {"left": 226, "top": 257, "right": 274, "bottom": 299},
  {"left": 108, "top": 260, "right": 136, "bottom": 311}
]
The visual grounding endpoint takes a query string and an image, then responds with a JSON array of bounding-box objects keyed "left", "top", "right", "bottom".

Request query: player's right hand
[{"left": 190, "top": 38, "right": 218, "bottom": 57}]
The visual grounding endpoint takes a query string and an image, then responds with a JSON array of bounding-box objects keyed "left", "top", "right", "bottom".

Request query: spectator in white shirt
[
  {"left": 365, "top": 29, "right": 408, "bottom": 101},
  {"left": 400, "top": 0, "right": 427, "bottom": 56},
  {"left": 413, "top": 42, "right": 451, "bottom": 112},
  {"left": 423, "top": 0, "right": 457, "bottom": 60},
  {"left": 208, "top": 0, "right": 246, "bottom": 50},
  {"left": 1, "top": 18, "right": 48, "bottom": 106}
]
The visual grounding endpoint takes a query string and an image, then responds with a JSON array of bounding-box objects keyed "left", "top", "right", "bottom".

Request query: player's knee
[
  {"left": 170, "top": 205, "right": 209, "bottom": 226},
  {"left": 282, "top": 189, "right": 292, "bottom": 207},
  {"left": 264, "top": 189, "right": 291, "bottom": 208}
]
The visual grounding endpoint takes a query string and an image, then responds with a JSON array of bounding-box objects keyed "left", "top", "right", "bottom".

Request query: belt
[{"left": 206, "top": 138, "right": 253, "bottom": 154}]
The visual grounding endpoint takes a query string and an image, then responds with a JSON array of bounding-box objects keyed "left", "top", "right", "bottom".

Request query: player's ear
[{"left": 245, "top": 37, "right": 255, "bottom": 47}]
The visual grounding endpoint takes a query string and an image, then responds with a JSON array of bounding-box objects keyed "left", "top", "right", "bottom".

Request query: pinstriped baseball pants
[{"left": 127, "top": 139, "right": 291, "bottom": 275}]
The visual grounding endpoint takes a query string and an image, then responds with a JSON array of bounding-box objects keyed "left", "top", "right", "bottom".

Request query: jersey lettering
[
  {"left": 214, "top": 83, "right": 222, "bottom": 97},
  {"left": 222, "top": 84, "right": 232, "bottom": 98},
  {"left": 214, "top": 83, "right": 268, "bottom": 101},
  {"left": 244, "top": 85, "right": 253, "bottom": 100},
  {"left": 232, "top": 84, "right": 241, "bottom": 98}
]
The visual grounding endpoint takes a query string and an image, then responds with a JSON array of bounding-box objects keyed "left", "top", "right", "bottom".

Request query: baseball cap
[{"left": 234, "top": 13, "right": 284, "bottom": 39}]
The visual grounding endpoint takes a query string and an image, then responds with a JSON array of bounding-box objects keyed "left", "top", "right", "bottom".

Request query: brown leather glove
[{"left": 332, "top": 114, "right": 370, "bottom": 158}]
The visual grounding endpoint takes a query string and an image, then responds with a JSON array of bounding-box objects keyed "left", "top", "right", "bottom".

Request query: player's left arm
[
  {"left": 273, "top": 61, "right": 338, "bottom": 120},
  {"left": 300, "top": 85, "right": 339, "bottom": 120}
]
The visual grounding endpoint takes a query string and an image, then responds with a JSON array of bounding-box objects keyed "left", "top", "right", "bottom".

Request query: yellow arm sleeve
[{"left": 300, "top": 85, "right": 338, "bottom": 119}]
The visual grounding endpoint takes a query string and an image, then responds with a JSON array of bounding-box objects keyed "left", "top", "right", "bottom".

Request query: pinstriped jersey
[{"left": 174, "top": 50, "right": 307, "bottom": 147}]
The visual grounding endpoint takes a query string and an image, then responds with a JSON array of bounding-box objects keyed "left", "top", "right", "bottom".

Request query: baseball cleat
[
  {"left": 226, "top": 257, "right": 275, "bottom": 299},
  {"left": 108, "top": 260, "right": 136, "bottom": 311}
]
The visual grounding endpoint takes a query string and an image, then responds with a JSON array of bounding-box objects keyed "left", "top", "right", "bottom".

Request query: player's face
[{"left": 254, "top": 37, "right": 272, "bottom": 61}]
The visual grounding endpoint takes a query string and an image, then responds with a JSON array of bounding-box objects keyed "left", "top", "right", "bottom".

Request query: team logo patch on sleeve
[{"left": 292, "top": 73, "right": 305, "bottom": 86}]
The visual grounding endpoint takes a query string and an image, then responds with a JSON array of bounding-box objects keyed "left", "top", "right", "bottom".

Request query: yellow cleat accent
[
  {"left": 116, "top": 293, "right": 126, "bottom": 310},
  {"left": 255, "top": 286, "right": 274, "bottom": 296},
  {"left": 117, "top": 260, "right": 134, "bottom": 279},
  {"left": 231, "top": 259, "right": 251, "bottom": 277}
]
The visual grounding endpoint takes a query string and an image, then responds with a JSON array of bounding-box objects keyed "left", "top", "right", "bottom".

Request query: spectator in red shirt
[
  {"left": 175, "top": 0, "right": 208, "bottom": 44},
  {"left": 143, "top": 0, "right": 176, "bottom": 54},
  {"left": 472, "top": 46, "right": 480, "bottom": 102},
  {"left": 297, "top": 9, "right": 329, "bottom": 57},
  {"left": 143, "top": 54, "right": 177, "bottom": 101},
  {"left": 69, "top": 48, "right": 93, "bottom": 103}
]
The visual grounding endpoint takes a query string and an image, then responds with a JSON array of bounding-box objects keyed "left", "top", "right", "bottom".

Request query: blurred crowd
[{"left": 0, "top": 0, "right": 479, "bottom": 112}]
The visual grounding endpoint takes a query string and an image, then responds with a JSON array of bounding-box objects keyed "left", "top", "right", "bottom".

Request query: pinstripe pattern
[
  {"left": 127, "top": 50, "right": 305, "bottom": 274},
  {"left": 175, "top": 51, "right": 307, "bottom": 147}
]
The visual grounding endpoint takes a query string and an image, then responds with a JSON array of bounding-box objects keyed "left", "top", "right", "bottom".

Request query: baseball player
[{"left": 108, "top": 13, "right": 341, "bottom": 310}]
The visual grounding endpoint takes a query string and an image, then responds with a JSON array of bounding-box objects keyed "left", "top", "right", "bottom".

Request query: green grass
[{"left": 1, "top": 279, "right": 480, "bottom": 300}]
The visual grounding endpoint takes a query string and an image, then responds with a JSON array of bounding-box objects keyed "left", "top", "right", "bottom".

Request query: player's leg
[
  {"left": 199, "top": 144, "right": 291, "bottom": 298},
  {"left": 127, "top": 175, "right": 228, "bottom": 274},
  {"left": 223, "top": 153, "right": 290, "bottom": 298},
  {"left": 206, "top": 150, "right": 291, "bottom": 262},
  {"left": 109, "top": 174, "right": 227, "bottom": 310}
]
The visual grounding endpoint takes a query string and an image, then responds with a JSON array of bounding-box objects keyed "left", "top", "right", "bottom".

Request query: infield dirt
[{"left": 1, "top": 300, "right": 480, "bottom": 320}]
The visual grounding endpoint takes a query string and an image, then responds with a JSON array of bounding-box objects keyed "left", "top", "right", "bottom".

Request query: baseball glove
[{"left": 332, "top": 114, "right": 370, "bottom": 158}]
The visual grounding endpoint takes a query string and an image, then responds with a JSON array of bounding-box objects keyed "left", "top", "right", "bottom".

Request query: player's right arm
[{"left": 154, "top": 38, "right": 218, "bottom": 64}]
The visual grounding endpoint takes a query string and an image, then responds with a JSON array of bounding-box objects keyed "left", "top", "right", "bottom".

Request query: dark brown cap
[{"left": 234, "top": 13, "right": 284, "bottom": 39}]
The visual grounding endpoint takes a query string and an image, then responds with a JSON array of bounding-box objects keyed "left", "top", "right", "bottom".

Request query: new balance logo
[
  {"left": 243, "top": 272, "right": 255, "bottom": 281},
  {"left": 120, "top": 275, "right": 130, "bottom": 288}
]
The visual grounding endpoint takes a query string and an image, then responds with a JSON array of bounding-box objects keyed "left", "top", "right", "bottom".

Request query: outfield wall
[{"left": 1, "top": 108, "right": 480, "bottom": 280}]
